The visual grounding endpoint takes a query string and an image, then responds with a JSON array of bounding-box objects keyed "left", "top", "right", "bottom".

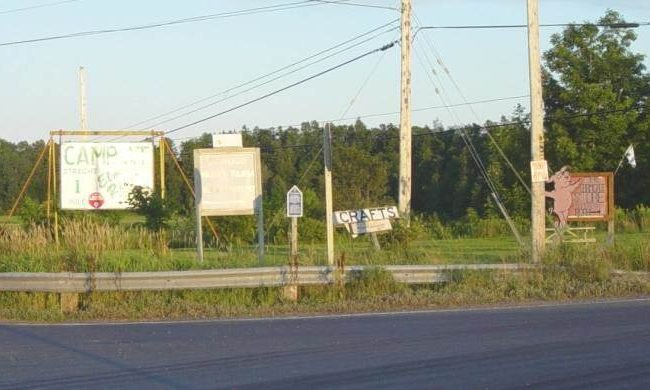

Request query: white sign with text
[
  {"left": 194, "top": 148, "right": 262, "bottom": 216},
  {"left": 60, "top": 142, "right": 154, "bottom": 210}
]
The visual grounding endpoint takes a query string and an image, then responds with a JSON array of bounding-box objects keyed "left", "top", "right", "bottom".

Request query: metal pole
[
  {"left": 527, "top": 0, "right": 546, "bottom": 263},
  {"left": 324, "top": 123, "right": 334, "bottom": 266},
  {"left": 79, "top": 67, "right": 87, "bottom": 131},
  {"left": 399, "top": 0, "right": 412, "bottom": 224}
]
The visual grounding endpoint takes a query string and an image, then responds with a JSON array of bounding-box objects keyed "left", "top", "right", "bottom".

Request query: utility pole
[
  {"left": 527, "top": 0, "right": 546, "bottom": 263},
  {"left": 79, "top": 66, "right": 87, "bottom": 131},
  {"left": 324, "top": 123, "right": 334, "bottom": 266},
  {"left": 399, "top": 0, "right": 412, "bottom": 223}
]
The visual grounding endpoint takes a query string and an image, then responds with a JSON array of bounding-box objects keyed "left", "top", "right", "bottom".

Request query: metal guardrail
[{"left": 0, "top": 264, "right": 532, "bottom": 293}]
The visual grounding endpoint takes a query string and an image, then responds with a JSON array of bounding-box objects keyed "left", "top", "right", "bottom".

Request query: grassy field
[{"left": 1, "top": 217, "right": 648, "bottom": 322}]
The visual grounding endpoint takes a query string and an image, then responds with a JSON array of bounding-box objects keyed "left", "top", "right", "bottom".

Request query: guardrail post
[{"left": 60, "top": 293, "right": 79, "bottom": 314}]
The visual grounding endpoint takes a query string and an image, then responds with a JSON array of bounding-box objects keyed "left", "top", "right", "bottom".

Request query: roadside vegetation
[{"left": 1, "top": 11, "right": 649, "bottom": 321}]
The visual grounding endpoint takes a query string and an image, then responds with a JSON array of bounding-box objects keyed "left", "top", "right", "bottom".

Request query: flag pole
[{"left": 614, "top": 145, "right": 633, "bottom": 176}]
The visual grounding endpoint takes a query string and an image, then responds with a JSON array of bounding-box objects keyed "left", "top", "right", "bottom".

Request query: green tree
[{"left": 543, "top": 10, "right": 650, "bottom": 206}]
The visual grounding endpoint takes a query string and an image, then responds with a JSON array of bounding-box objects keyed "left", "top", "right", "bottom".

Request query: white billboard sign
[
  {"left": 60, "top": 142, "right": 154, "bottom": 210},
  {"left": 194, "top": 148, "right": 262, "bottom": 216}
]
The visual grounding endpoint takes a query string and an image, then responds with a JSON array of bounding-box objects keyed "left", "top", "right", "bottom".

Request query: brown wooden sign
[
  {"left": 546, "top": 170, "right": 614, "bottom": 225},
  {"left": 566, "top": 172, "right": 614, "bottom": 222}
]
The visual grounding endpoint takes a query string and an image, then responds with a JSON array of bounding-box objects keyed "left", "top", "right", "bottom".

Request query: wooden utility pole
[
  {"left": 324, "top": 123, "right": 334, "bottom": 266},
  {"left": 527, "top": 0, "right": 546, "bottom": 263},
  {"left": 79, "top": 67, "right": 87, "bottom": 131},
  {"left": 399, "top": 0, "right": 412, "bottom": 223}
]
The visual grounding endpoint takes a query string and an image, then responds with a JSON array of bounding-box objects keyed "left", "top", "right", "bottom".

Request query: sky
[{"left": 0, "top": 0, "right": 648, "bottom": 144}]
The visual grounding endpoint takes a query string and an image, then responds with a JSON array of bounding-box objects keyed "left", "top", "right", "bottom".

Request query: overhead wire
[
  {"left": 120, "top": 25, "right": 399, "bottom": 135},
  {"left": 162, "top": 40, "right": 398, "bottom": 137},
  {"left": 0, "top": 0, "right": 82, "bottom": 15},
  {"left": 308, "top": 0, "right": 398, "bottom": 11},
  {"left": 414, "top": 13, "right": 531, "bottom": 195},
  {"left": 411, "top": 14, "right": 519, "bottom": 233},
  {"left": 0, "top": 0, "right": 361, "bottom": 47},
  {"left": 119, "top": 19, "right": 399, "bottom": 132}
]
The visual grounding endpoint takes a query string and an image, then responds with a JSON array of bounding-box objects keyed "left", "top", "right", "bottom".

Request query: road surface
[{"left": 1, "top": 299, "right": 650, "bottom": 389}]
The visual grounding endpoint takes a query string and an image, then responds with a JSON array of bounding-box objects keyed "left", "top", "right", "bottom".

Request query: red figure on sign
[
  {"left": 88, "top": 192, "right": 105, "bottom": 209},
  {"left": 545, "top": 166, "right": 580, "bottom": 228}
]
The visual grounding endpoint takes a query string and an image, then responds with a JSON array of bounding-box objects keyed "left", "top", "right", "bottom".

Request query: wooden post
[
  {"left": 60, "top": 293, "right": 79, "bottom": 314},
  {"left": 46, "top": 139, "right": 52, "bottom": 220},
  {"left": 159, "top": 135, "right": 166, "bottom": 200},
  {"left": 324, "top": 124, "right": 334, "bottom": 266},
  {"left": 196, "top": 205, "right": 204, "bottom": 263},
  {"left": 527, "top": 0, "right": 546, "bottom": 263},
  {"left": 52, "top": 140, "right": 59, "bottom": 243},
  {"left": 291, "top": 217, "right": 298, "bottom": 261},
  {"left": 256, "top": 196, "right": 265, "bottom": 264},
  {"left": 399, "top": 0, "right": 412, "bottom": 224}
]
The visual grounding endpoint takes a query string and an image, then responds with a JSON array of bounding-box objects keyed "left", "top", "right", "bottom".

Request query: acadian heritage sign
[{"left": 60, "top": 142, "right": 154, "bottom": 210}]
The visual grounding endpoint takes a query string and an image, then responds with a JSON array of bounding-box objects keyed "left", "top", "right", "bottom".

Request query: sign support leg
[{"left": 257, "top": 197, "right": 265, "bottom": 264}]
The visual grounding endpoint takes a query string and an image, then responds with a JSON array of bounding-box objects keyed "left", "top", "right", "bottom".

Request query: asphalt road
[{"left": 1, "top": 299, "right": 650, "bottom": 389}]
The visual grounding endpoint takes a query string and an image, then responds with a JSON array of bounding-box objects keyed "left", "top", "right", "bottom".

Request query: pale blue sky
[{"left": 0, "top": 0, "right": 648, "bottom": 143}]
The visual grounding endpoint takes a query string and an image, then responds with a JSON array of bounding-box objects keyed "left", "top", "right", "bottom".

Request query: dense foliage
[{"left": 1, "top": 12, "right": 648, "bottom": 243}]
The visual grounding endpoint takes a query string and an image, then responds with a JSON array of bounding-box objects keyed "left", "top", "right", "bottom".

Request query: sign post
[
  {"left": 286, "top": 185, "right": 303, "bottom": 265},
  {"left": 193, "top": 147, "right": 263, "bottom": 263}
]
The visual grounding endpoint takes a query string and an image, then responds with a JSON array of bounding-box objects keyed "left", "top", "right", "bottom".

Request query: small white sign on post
[
  {"left": 286, "top": 186, "right": 303, "bottom": 218},
  {"left": 530, "top": 160, "right": 549, "bottom": 183},
  {"left": 212, "top": 133, "right": 243, "bottom": 148}
]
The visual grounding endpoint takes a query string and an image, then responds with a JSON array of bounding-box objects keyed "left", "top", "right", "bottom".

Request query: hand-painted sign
[
  {"left": 60, "top": 142, "right": 154, "bottom": 210},
  {"left": 286, "top": 186, "right": 303, "bottom": 218},
  {"left": 545, "top": 167, "right": 613, "bottom": 227},
  {"left": 348, "top": 219, "right": 392, "bottom": 235},
  {"left": 333, "top": 206, "right": 399, "bottom": 225},
  {"left": 194, "top": 148, "right": 262, "bottom": 216},
  {"left": 530, "top": 160, "right": 549, "bottom": 183}
]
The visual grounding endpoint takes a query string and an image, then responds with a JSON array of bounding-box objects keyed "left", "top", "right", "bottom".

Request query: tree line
[{"left": 1, "top": 11, "right": 648, "bottom": 238}]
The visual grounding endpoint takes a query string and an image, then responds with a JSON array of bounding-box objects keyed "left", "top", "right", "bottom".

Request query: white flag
[{"left": 625, "top": 145, "right": 637, "bottom": 168}]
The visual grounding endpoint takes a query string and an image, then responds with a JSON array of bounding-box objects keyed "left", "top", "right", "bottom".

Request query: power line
[
  {"left": 164, "top": 94, "right": 529, "bottom": 143},
  {"left": 308, "top": 0, "right": 397, "bottom": 11},
  {"left": 417, "top": 22, "right": 648, "bottom": 30},
  {"left": 0, "top": 0, "right": 82, "bottom": 15},
  {"left": 164, "top": 40, "right": 398, "bottom": 136},
  {"left": 121, "top": 20, "right": 399, "bottom": 131},
  {"left": 0, "top": 0, "right": 356, "bottom": 47}
]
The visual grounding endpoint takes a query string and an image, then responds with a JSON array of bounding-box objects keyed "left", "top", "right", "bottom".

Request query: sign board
[
  {"left": 566, "top": 172, "right": 614, "bottom": 221},
  {"left": 193, "top": 148, "right": 262, "bottom": 216},
  {"left": 60, "top": 142, "right": 154, "bottom": 210},
  {"left": 530, "top": 160, "right": 549, "bottom": 183},
  {"left": 286, "top": 185, "right": 303, "bottom": 217},
  {"left": 212, "top": 133, "right": 243, "bottom": 148},
  {"left": 334, "top": 206, "right": 399, "bottom": 225},
  {"left": 347, "top": 219, "right": 392, "bottom": 235}
]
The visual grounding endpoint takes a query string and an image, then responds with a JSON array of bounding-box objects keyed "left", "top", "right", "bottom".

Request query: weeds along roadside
[{"left": 1, "top": 250, "right": 649, "bottom": 322}]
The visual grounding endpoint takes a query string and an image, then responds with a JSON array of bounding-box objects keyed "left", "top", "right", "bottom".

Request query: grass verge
[{"left": 1, "top": 254, "right": 649, "bottom": 323}]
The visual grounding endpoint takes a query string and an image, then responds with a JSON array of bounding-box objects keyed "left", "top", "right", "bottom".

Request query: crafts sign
[
  {"left": 60, "top": 142, "right": 154, "bottom": 210},
  {"left": 545, "top": 169, "right": 613, "bottom": 225}
]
